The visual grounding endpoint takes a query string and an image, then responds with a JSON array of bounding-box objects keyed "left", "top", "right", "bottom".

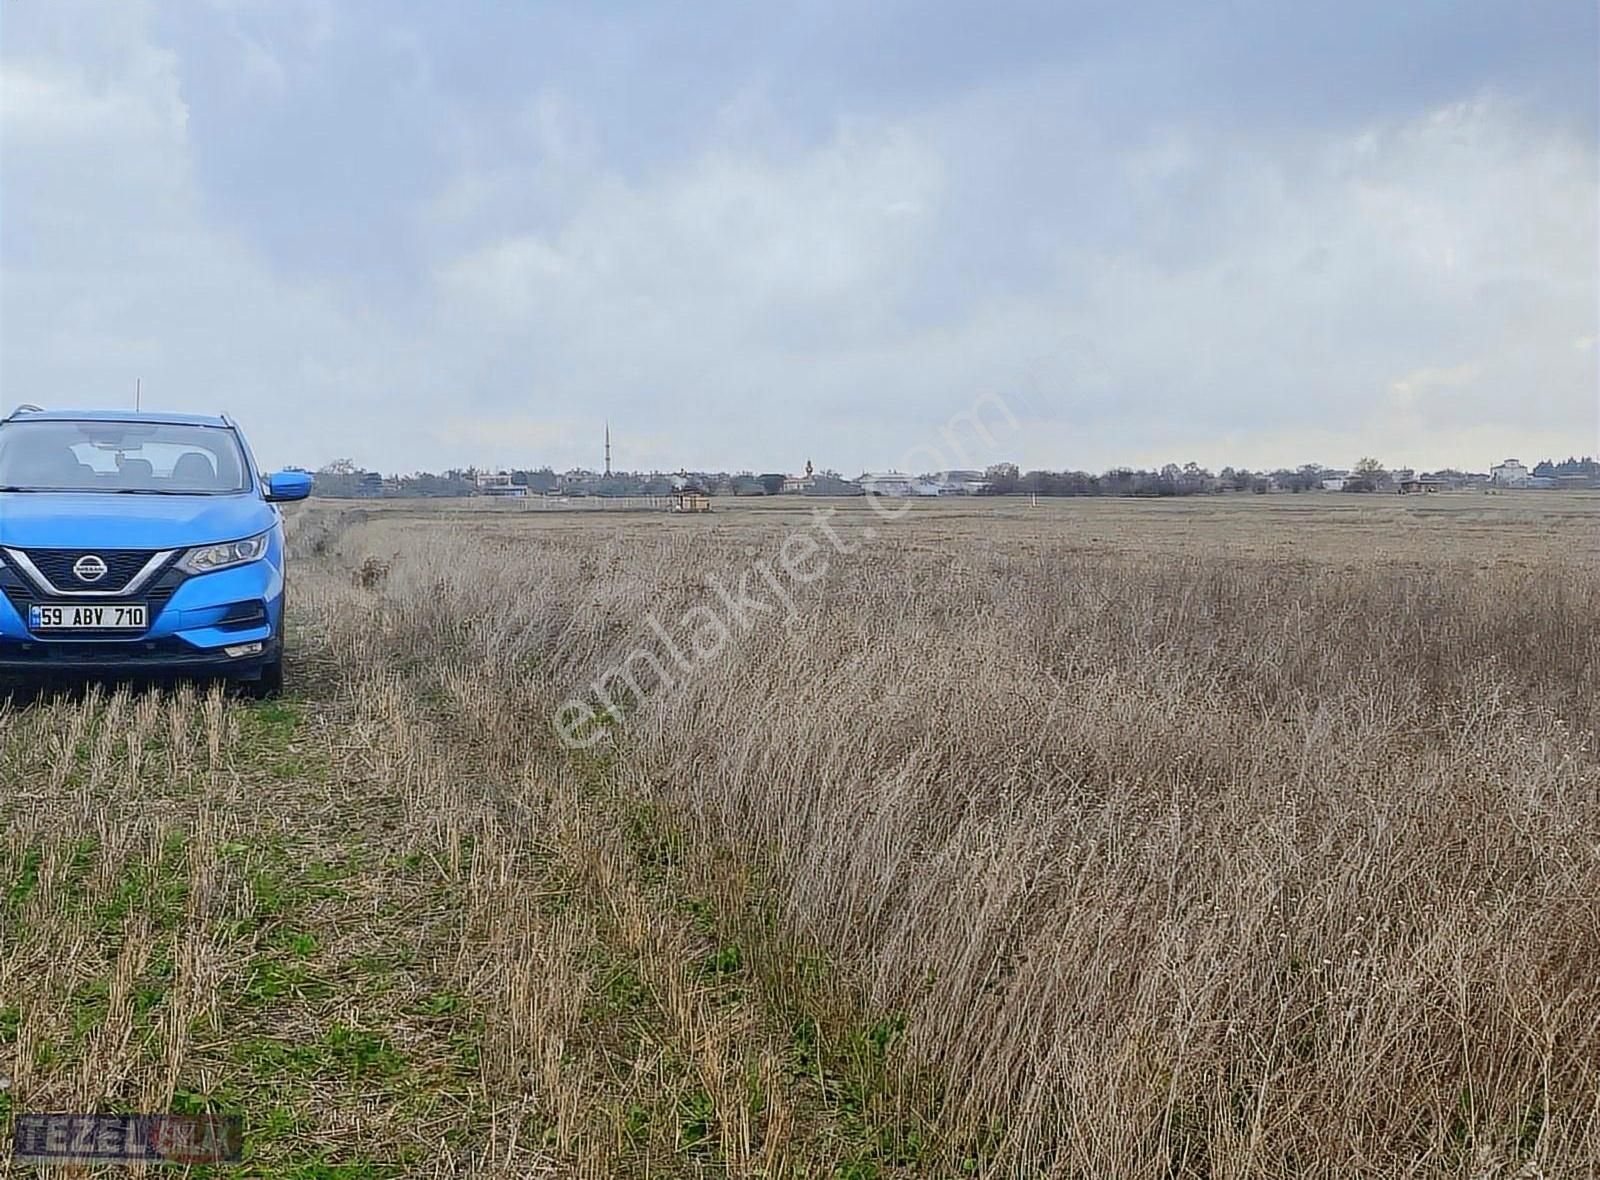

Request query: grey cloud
[{"left": 1, "top": 1, "right": 1594, "bottom": 475}]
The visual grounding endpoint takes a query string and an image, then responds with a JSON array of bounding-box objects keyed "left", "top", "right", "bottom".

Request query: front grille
[
  {"left": 1, "top": 563, "right": 187, "bottom": 635},
  {"left": 16, "top": 548, "right": 163, "bottom": 593},
  {"left": 0, "top": 565, "right": 35, "bottom": 605}
]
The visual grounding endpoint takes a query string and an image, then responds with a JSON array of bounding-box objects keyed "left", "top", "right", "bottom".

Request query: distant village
[{"left": 307, "top": 454, "right": 1600, "bottom": 501}]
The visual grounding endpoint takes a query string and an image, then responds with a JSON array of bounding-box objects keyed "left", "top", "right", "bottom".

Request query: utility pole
[
  {"left": 604, "top": 420, "right": 612, "bottom": 477},
  {"left": 135, "top": 378, "right": 142, "bottom": 412}
]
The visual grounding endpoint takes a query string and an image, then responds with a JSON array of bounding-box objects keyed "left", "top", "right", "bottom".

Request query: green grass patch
[
  {"left": 447, "top": 1017, "right": 486, "bottom": 1076},
  {"left": 678, "top": 894, "right": 718, "bottom": 934},
  {"left": 413, "top": 990, "right": 466, "bottom": 1018},
  {"left": 236, "top": 698, "right": 329, "bottom": 782},
  {"left": 388, "top": 851, "right": 426, "bottom": 875},
  {"left": 229, "top": 1036, "right": 335, "bottom": 1085},
  {"left": 271, "top": 1158, "right": 408, "bottom": 1180},
  {"left": 243, "top": 958, "right": 330, "bottom": 1005},
  {"left": 69, "top": 976, "right": 111, "bottom": 1040},
  {"left": 248, "top": 855, "right": 347, "bottom": 924},
  {"left": 91, "top": 835, "right": 190, "bottom": 934},
  {"left": 620, "top": 802, "right": 683, "bottom": 877},
  {"left": 677, "top": 1085, "right": 716, "bottom": 1153},
  {"left": 270, "top": 927, "right": 321, "bottom": 958},
  {"left": 325, "top": 1023, "right": 407, "bottom": 1080},
  {"left": 587, "top": 957, "right": 652, "bottom": 1021},
  {"left": 697, "top": 942, "right": 744, "bottom": 979},
  {"left": 132, "top": 952, "right": 174, "bottom": 1020},
  {"left": 5, "top": 845, "right": 43, "bottom": 909},
  {"left": 62, "top": 836, "right": 99, "bottom": 895},
  {"left": 239, "top": 699, "right": 304, "bottom": 746}
]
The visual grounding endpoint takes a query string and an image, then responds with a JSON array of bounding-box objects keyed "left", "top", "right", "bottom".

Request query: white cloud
[{"left": 1, "top": 4, "right": 1593, "bottom": 476}]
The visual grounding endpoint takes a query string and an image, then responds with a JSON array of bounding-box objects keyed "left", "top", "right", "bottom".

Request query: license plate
[{"left": 29, "top": 603, "right": 148, "bottom": 630}]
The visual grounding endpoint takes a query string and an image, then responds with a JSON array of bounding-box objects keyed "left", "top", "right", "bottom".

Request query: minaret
[{"left": 604, "top": 421, "right": 612, "bottom": 477}]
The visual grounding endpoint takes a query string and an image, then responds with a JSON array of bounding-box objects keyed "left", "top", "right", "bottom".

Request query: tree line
[
  {"left": 981, "top": 462, "right": 1328, "bottom": 496},
  {"left": 308, "top": 455, "right": 1598, "bottom": 499}
]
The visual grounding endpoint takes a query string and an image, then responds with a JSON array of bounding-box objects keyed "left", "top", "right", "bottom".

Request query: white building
[
  {"left": 858, "top": 471, "right": 915, "bottom": 497},
  {"left": 1490, "top": 459, "right": 1530, "bottom": 487},
  {"left": 930, "top": 470, "right": 989, "bottom": 495},
  {"left": 475, "top": 472, "right": 527, "bottom": 497}
]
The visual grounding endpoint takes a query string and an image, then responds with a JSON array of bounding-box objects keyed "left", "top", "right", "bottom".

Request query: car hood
[{"left": 0, "top": 492, "right": 274, "bottom": 550}]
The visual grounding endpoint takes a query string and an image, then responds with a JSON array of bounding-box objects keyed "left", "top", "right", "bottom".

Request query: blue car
[{"left": 0, "top": 407, "right": 312, "bottom": 696}]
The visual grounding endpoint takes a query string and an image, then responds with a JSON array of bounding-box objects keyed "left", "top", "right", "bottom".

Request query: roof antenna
[{"left": 135, "top": 377, "right": 142, "bottom": 412}]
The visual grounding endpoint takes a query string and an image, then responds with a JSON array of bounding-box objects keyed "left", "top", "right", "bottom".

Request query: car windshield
[{"left": 0, "top": 419, "right": 249, "bottom": 494}]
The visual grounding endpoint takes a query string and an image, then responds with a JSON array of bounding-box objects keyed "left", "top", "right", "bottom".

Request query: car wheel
[{"left": 246, "top": 655, "right": 284, "bottom": 699}]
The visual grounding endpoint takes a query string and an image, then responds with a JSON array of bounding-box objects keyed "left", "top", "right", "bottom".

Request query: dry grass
[{"left": 3, "top": 494, "right": 1598, "bottom": 1177}]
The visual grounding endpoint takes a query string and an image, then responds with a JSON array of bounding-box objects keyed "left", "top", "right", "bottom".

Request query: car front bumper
[{"left": 0, "top": 556, "right": 283, "bottom": 676}]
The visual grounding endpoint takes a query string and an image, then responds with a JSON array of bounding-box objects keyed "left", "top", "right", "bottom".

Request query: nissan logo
[{"left": 72, "top": 554, "right": 108, "bottom": 584}]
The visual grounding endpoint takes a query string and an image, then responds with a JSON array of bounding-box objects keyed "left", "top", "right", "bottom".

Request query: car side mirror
[{"left": 264, "top": 471, "right": 313, "bottom": 502}]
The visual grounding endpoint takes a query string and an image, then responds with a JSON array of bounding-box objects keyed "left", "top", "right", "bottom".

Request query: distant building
[
  {"left": 1540, "top": 457, "right": 1600, "bottom": 489},
  {"left": 783, "top": 460, "right": 817, "bottom": 494},
  {"left": 858, "top": 471, "right": 916, "bottom": 497},
  {"left": 1320, "top": 476, "right": 1348, "bottom": 492},
  {"left": 930, "top": 470, "right": 989, "bottom": 495},
  {"left": 671, "top": 489, "right": 711, "bottom": 513},
  {"left": 1490, "top": 459, "right": 1530, "bottom": 487},
  {"left": 475, "top": 472, "right": 527, "bottom": 497}
]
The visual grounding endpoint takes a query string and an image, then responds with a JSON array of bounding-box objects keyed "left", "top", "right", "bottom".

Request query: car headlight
[{"left": 177, "top": 531, "right": 271, "bottom": 575}]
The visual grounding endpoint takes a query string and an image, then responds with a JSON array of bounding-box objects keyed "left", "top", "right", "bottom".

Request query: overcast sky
[{"left": 2, "top": 1, "right": 1595, "bottom": 475}]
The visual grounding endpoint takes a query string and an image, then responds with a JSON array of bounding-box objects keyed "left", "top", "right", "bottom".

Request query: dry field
[{"left": 2, "top": 492, "right": 1597, "bottom": 1178}]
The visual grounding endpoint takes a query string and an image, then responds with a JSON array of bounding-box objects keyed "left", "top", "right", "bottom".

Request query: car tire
[{"left": 246, "top": 654, "right": 284, "bottom": 699}]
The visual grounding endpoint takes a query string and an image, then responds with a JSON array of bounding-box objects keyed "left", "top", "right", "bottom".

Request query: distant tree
[
  {"left": 398, "top": 469, "right": 476, "bottom": 497},
  {"left": 758, "top": 473, "right": 786, "bottom": 495},
  {"left": 638, "top": 473, "right": 675, "bottom": 495},
  {"left": 1344, "top": 456, "right": 1385, "bottom": 493},
  {"left": 1179, "top": 461, "right": 1215, "bottom": 493},
  {"left": 1102, "top": 468, "right": 1135, "bottom": 496},
  {"left": 983, "top": 462, "right": 1020, "bottom": 495},
  {"left": 313, "top": 458, "right": 362, "bottom": 497}
]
